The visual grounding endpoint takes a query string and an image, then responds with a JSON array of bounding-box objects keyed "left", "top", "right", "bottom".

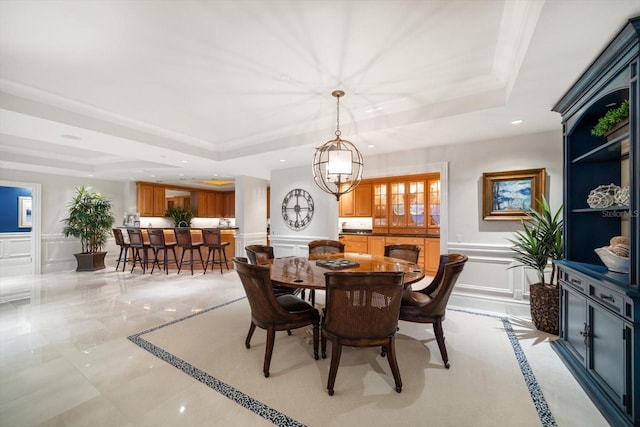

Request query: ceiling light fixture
[
  {"left": 312, "top": 90, "right": 363, "bottom": 201},
  {"left": 511, "top": 119, "right": 523, "bottom": 125}
]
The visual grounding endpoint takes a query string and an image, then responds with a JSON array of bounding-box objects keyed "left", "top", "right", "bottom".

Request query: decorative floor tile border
[{"left": 128, "top": 301, "right": 556, "bottom": 427}]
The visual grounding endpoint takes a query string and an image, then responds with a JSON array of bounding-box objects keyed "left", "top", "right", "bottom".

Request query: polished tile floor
[{"left": 0, "top": 266, "right": 609, "bottom": 426}]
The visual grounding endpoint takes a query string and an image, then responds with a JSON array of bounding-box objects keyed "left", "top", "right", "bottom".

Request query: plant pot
[
  {"left": 74, "top": 252, "right": 107, "bottom": 272},
  {"left": 529, "top": 283, "right": 559, "bottom": 335}
]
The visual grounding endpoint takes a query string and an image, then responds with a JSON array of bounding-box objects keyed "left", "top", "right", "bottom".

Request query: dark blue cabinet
[{"left": 552, "top": 17, "right": 640, "bottom": 427}]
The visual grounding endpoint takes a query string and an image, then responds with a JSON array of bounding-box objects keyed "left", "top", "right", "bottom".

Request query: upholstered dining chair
[
  {"left": 147, "top": 228, "right": 178, "bottom": 274},
  {"left": 384, "top": 244, "right": 421, "bottom": 264},
  {"left": 308, "top": 239, "right": 345, "bottom": 255},
  {"left": 399, "top": 253, "right": 468, "bottom": 368},
  {"left": 233, "top": 257, "right": 320, "bottom": 378},
  {"left": 112, "top": 228, "right": 131, "bottom": 272},
  {"left": 321, "top": 271, "right": 405, "bottom": 396},
  {"left": 202, "top": 228, "right": 230, "bottom": 274},
  {"left": 244, "top": 245, "right": 299, "bottom": 297},
  {"left": 174, "top": 228, "right": 205, "bottom": 274}
]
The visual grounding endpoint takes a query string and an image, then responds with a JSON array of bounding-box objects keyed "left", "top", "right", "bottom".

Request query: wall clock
[{"left": 282, "top": 188, "right": 314, "bottom": 231}]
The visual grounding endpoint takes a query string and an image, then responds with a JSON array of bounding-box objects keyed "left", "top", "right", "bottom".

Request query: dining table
[{"left": 268, "top": 252, "right": 425, "bottom": 291}]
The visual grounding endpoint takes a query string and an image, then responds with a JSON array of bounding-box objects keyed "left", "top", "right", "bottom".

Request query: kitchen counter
[{"left": 340, "top": 231, "right": 439, "bottom": 238}]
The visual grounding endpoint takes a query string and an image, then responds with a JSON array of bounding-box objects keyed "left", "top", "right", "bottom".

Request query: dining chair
[
  {"left": 308, "top": 239, "right": 345, "bottom": 254},
  {"left": 321, "top": 271, "right": 405, "bottom": 396},
  {"left": 384, "top": 244, "right": 421, "bottom": 264},
  {"left": 127, "top": 228, "right": 149, "bottom": 273},
  {"left": 244, "top": 245, "right": 300, "bottom": 297},
  {"left": 175, "top": 228, "right": 205, "bottom": 274},
  {"left": 112, "top": 228, "right": 131, "bottom": 272},
  {"left": 399, "top": 253, "right": 468, "bottom": 368},
  {"left": 233, "top": 257, "right": 320, "bottom": 378},
  {"left": 202, "top": 228, "right": 230, "bottom": 274},
  {"left": 147, "top": 228, "right": 178, "bottom": 274}
]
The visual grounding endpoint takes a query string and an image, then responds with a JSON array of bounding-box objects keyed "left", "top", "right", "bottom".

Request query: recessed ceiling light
[
  {"left": 368, "top": 144, "right": 375, "bottom": 148},
  {"left": 179, "top": 173, "right": 184, "bottom": 177},
  {"left": 280, "top": 159, "right": 286, "bottom": 162},
  {"left": 511, "top": 119, "right": 523, "bottom": 125},
  {"left": 88, "top": 174, "right": 93, "bottom": 177},
  {"left": 61, "top": 134, "right": 82, "bottom": 140},
  {"left": 181, "top": 160, "right": 188, "bottom": 163}
]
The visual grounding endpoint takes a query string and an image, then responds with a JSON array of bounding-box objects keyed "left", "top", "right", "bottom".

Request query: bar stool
[
  {"left": 202, "top": 228, "right": 230, "bottom": 274},
  {"left": 127, "top": 228, "right": 149, "bottom": 273},
  {"left": 112, "top": 228, "right": 131, "bottom": 272},
  {"left": 175, "top": 228, "right": 205, "bottom": 274},
  {"left": 147, "top": 229, "right": 178, "bottom": 274}
]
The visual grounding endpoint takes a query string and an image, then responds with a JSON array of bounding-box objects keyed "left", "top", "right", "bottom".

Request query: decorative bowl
[{"left": 595, "top": 247, "right": 630, "bottom": 273}]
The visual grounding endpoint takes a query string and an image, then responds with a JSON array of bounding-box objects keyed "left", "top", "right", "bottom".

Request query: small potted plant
[
  {"left": 166, "top": 205, "right": 193, "bottom": 227},
  {"left": 508, "top": 197, "right": 563, "bottom": 334},
  {"left": 62, "top": 186, "right": 115, "bottom": 271},
  {"left": 591, "top": 99, "right": 629, "bottom": 138}
]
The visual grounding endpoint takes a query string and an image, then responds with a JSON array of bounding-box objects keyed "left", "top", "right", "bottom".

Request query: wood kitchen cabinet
[
  {"left": 368, "top": 236, "right": 385, "bottom": 256},
  {"left": 339, "top": 183, "right": 371, "bottom": 217},
  {"left": 223, "top": 191, "right": 235, "bottom": 218},
  {"left": 339, "top": 234, "right": 368, "bottom": 253},
  {"left": 137, "top": 183, "right": 166, "bottom": 217}
]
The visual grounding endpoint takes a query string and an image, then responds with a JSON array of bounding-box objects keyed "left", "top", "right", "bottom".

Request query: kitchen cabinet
[
  {"left": 368, "top": 236, "right": 385, "bottom": 257},
  {"left": 551, "top": 17, "right": 639, "bottom": 426},
  {"left": 389, "top": 177, "right": 426, "bottom": 234},
  {"left": 427, "top": 177, "right": 441, "bottom": 235},
  {"left": 425, "top": 237, "right": 440, "bottom": 275},
  {"left": 137, "top": 183, "right": 166, "bottom": 217},
  {"left": 340, "top": 234, "right": 368, "bottom": 253},
  {"left": 373, "top": 183, "right": 388, "bottom": 233},
  {"left": 223, "top": 191, "right": 235, "bottom": 218},
  {"left": 339, "top": 183, "right": 371, "bottom": 217}
]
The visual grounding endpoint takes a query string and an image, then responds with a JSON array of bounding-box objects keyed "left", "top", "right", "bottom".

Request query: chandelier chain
[{"left": 335, "top": 94, "right": 341, "bottom": 137}]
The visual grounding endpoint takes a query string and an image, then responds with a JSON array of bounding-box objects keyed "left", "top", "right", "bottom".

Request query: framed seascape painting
[{"left": 482, "top": 168, "right": 546, "bottom": 220}]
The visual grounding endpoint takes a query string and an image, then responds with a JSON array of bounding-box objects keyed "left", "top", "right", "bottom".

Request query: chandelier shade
[{"left": 312, "top": 90, "right": 364, "bottom": 201}]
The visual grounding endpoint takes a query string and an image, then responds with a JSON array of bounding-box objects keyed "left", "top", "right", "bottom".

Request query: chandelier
[{"left": 312, "top": 90, "right": 364, "bottom": 201}]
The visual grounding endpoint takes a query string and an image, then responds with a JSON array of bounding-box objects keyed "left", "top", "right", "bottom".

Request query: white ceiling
[{"left": 1, "top": 0, "right": 639, "bottom": 190}]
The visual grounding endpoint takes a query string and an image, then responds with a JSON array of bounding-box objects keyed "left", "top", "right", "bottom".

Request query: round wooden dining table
[{"left": 268, "top": 252, "right": 425, "bottom": 290}]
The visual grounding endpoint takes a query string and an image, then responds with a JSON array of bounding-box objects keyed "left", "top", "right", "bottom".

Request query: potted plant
[
  {"left": 591, "top": 99, "right": 629, "bottom": 138},
  {"left": 165, "top": 205, "right": 193, "bottom": 227},
  {"left": 508, "top": 197, "right": 563, "bottom": 334},
  {"left": 62, "top": 186, "right": 115, "bottom": 271}
]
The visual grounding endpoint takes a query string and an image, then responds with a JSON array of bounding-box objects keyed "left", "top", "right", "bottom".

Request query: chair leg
[
  {"left": 327, "top": 340, "right": 342, "bottom": 396},
  {"left": 220, "top": 247, "right": 228, "bottom": 273},
  {"left": 130, "top": 248, "right": 141, "bottom": 273},
  {"left": 245, "top": 322, "right": 256, "bottom": 349},
  {"left": 203, "top": 248, "right": 213, "bottom": 274},
  {"left": 169, "top": 247, "right": 178, "bottom": 274},
  {"left": 433, "top": 318, "right": 450, "bottom": 368},
  {"left": 263, "top": 327, "right": 276, "bottom": 378},
  {"left": 116, "top": 247, "right": 124, "bottom": 271},
  {"left": 321, "top": 329, "right": 327, "bottom": 359},
  {"left": 386, "top": 336, "right": 402, "bottom": 393},
  {"left": 312, "top": 322, "right": 319, "bottom": 360},
  {"left": 150, "top": 248, "right": 160, "bottom": 274},
  {"left": 122, "top": 247, "right": 129, "bottom": 272},
  {"left": 177, "top": 249, "right": 186, "bottom": 274}
]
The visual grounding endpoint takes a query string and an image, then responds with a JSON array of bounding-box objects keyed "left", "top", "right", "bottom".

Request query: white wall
[
  {"left": 0, "top": 168, "right": 127, "bottom": 273},
  {"left": 269, "top": 165, "right": 340, "bottom": 257},
  {"left": 235, "top": 175, "right": 269, "bottom": 258}
]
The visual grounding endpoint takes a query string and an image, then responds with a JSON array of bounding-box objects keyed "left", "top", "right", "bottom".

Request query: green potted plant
[
  {"left": 508, "top": 197, "right": 563, "bottom": 334},
  {"left": 166, "top": 205, "right": 193, "bottom": 227},
  {"left": 62, "top": 186, "right": 115, "bottom": 271},
  {"left": 591, "top": 99, "right": 629, "bottom": 137}
]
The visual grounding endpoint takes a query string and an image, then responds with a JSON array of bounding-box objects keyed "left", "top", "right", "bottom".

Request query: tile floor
[{"left": 0, "top": 266, "right": 609, "bottom": 426}]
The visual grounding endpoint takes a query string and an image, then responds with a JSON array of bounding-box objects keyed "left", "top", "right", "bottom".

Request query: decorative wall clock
[{"left": 281, "top": 188, "right": 314, "bottom": 230}]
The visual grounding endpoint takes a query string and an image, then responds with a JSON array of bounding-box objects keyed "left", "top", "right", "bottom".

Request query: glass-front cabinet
[
  {"left": 373, "top": 183, "right": 388, "bottom": 230},
  {"left": 427, "top": 177, "right": 441, "bottom": 234}
]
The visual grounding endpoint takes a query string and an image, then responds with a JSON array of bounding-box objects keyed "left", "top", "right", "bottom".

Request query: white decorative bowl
[{"left": 595, "top": 247, "right": 630, "bottom": 273}]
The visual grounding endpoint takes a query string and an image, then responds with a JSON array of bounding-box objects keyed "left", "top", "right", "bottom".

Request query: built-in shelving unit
[{"left": 552, "top": 17, "right": 639, "bottom": 427}]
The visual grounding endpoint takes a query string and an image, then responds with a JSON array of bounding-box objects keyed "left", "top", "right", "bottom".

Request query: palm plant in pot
[
  {"left": 62, "top": 186, "right": 115, "bottom": 271},
  {"left": 508, "top": 197, "right": 563, "bottom": 334}
]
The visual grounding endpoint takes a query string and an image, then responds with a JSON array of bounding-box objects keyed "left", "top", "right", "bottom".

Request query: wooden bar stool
[
  {"left": 127, "top": 228, "right": 149, "bottom": 273},
  {"left": 112, "top": 228, "right": 131, "bottom": 272},
  {"left": 147, "top": 228, "right": 178, "bottom": 274},
  {"left": 202, "top": 228, "right": 230, "bottom": 274},
  {"left": 175, "top": 228, "right": 204, "bottom": 274}
]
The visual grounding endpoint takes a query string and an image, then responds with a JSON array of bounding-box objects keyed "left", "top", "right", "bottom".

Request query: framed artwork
[
  {"left": 18, "top": 196, "right": 33, "bottom": 228},
  {"left": 482, "top": 168, "right": 546, "bottom": 220}
]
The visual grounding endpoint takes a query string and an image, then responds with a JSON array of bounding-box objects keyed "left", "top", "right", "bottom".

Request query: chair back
[
  {"left": 174, "top": 228, "right": 194, "bottom": 248},
  {"left": 245, "top": 245, "right": 274, "bottom": 265},
  {"left": 308, "top": 240, "right": 345, "bottom": 254},
  {"left": 202, "top": 228, "right": 222, "bottom": 246},
  {"left": 384, "top": 244, "right": 421, "bottom": 264},
  {"left": 323, "top": 271, "right": 405, "bottom": 340},
  {"left": 233, "top": 257, "right": 291, "bottom": 323},
  {"left": 113, "top": 228, "right": 126, "bottom": 246},
  {"left": 147, "top": 229, "right": 166, "bottom": 249},
  {"left": 127, "top": 229, "right": 145, "bottom": 248},
  {"left": 422, "top": 254, "right": 468, "bottom": 317}
]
